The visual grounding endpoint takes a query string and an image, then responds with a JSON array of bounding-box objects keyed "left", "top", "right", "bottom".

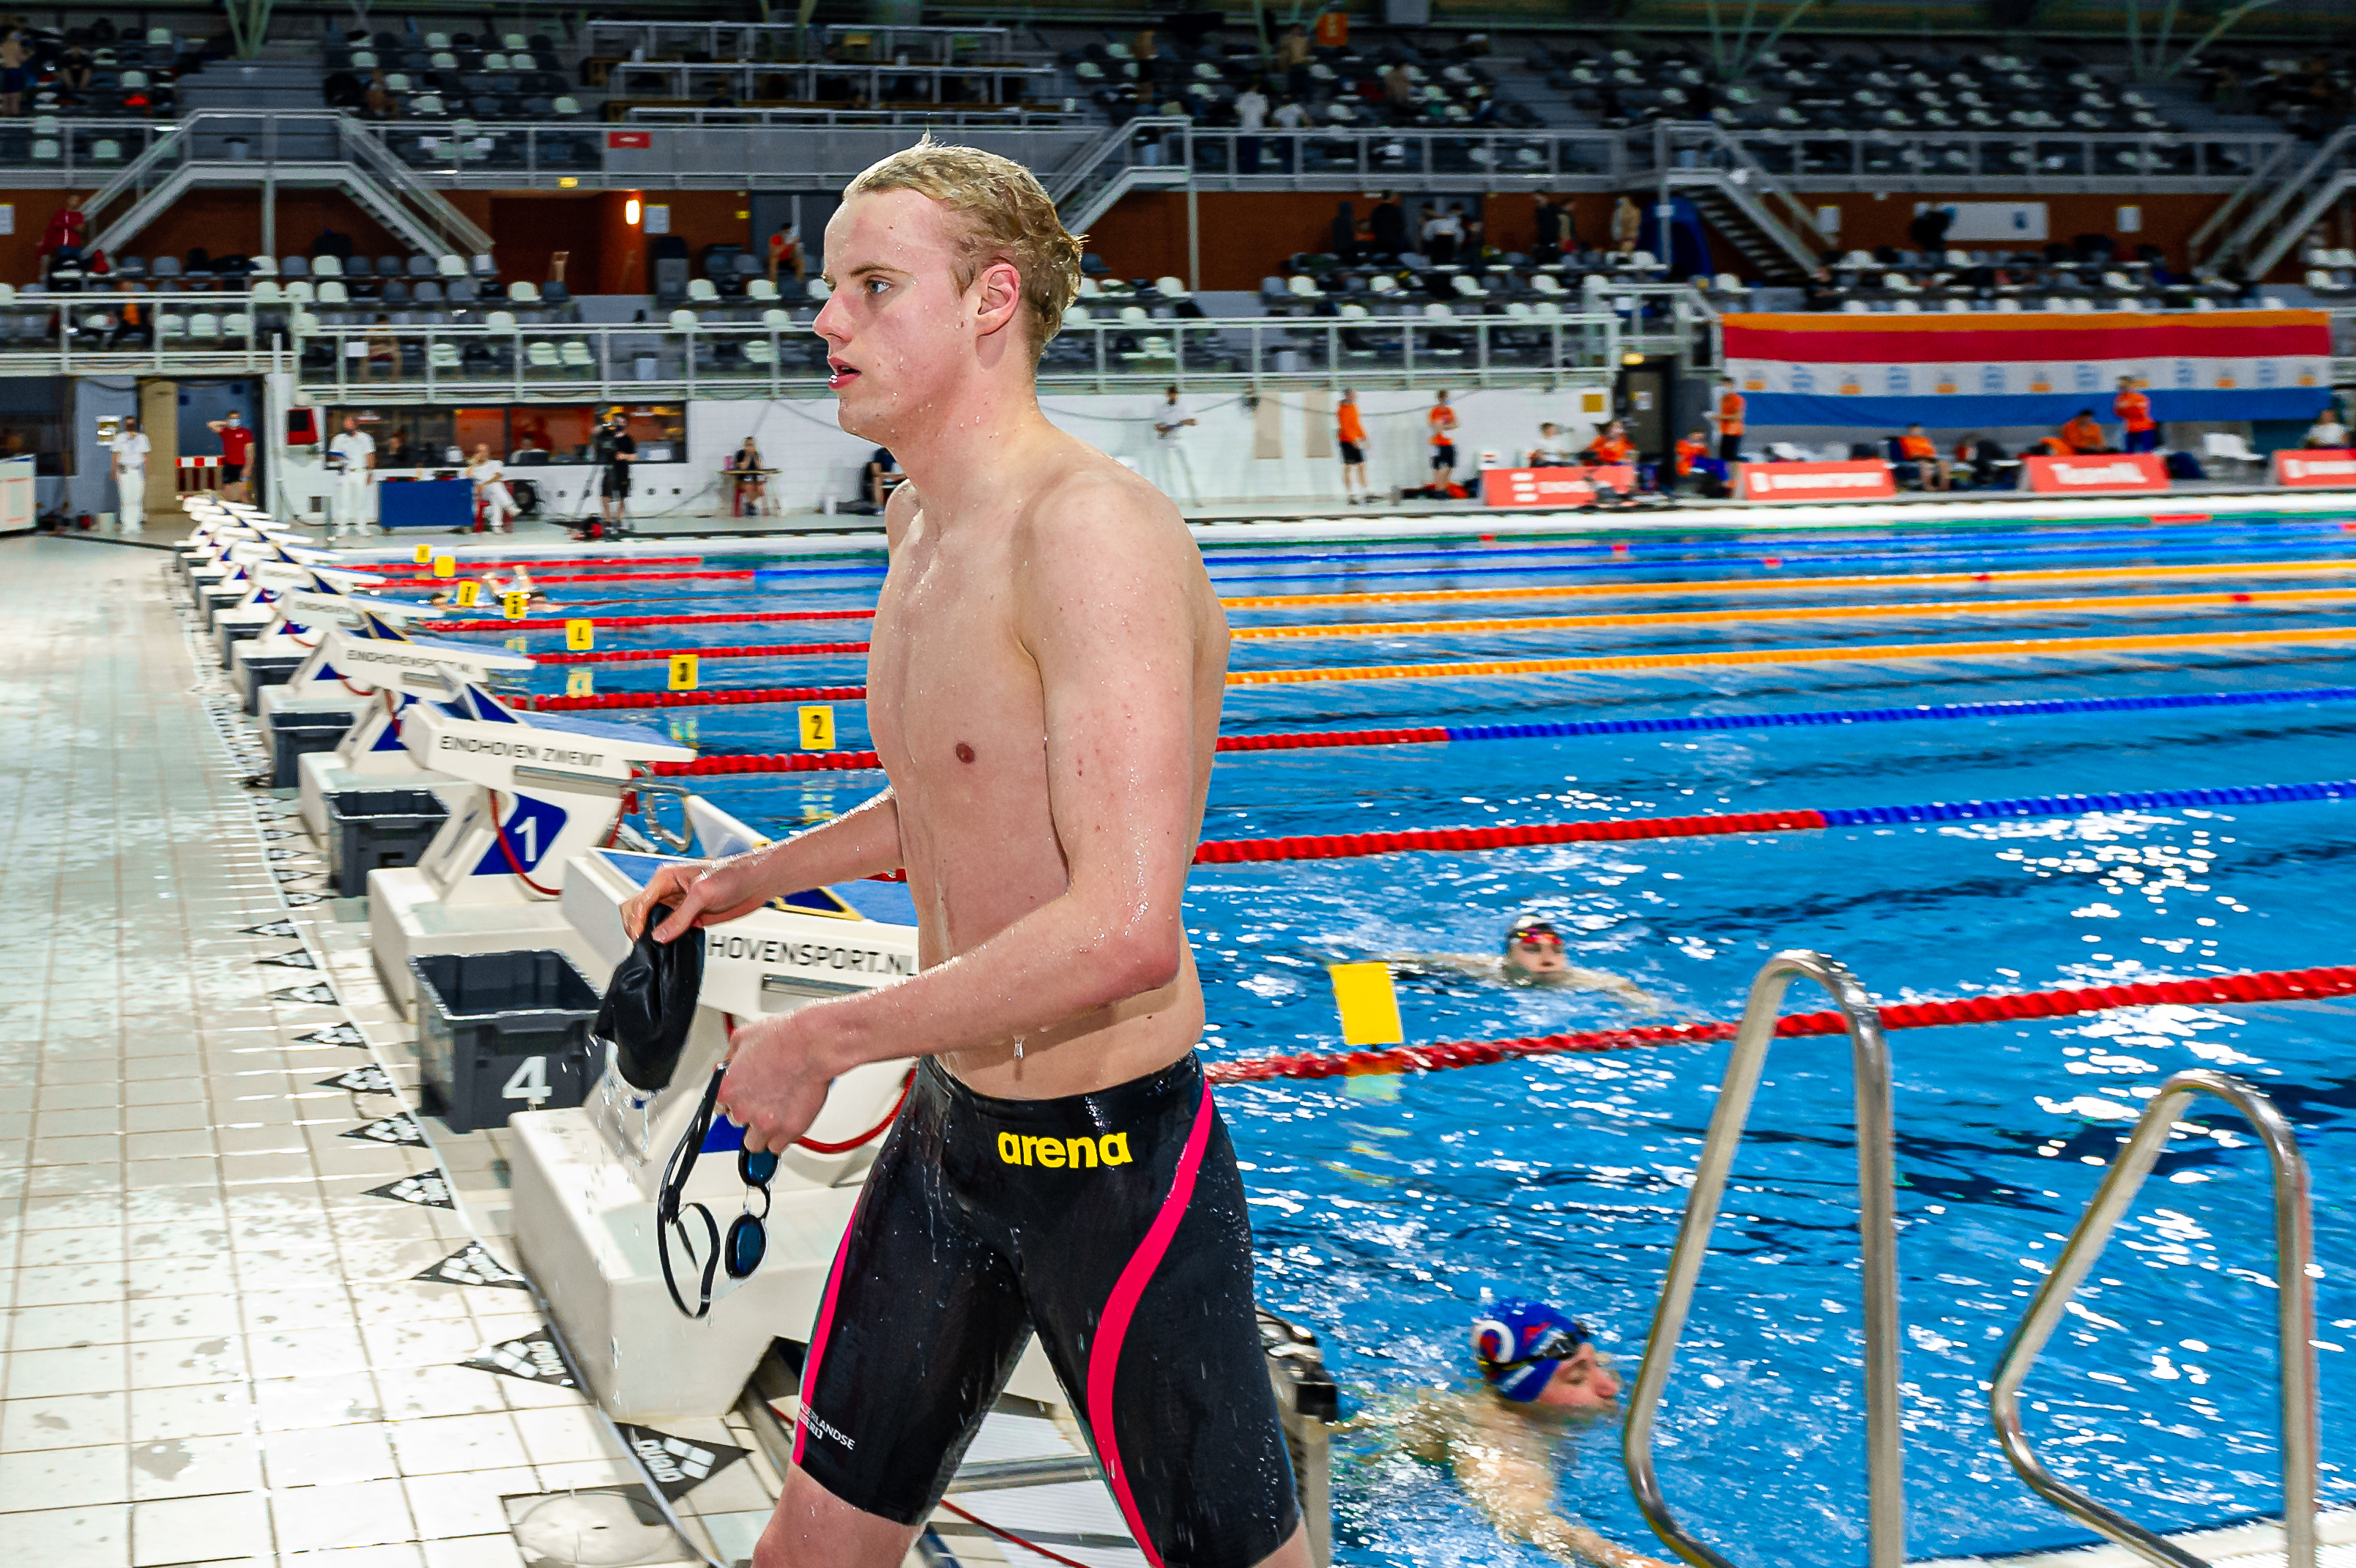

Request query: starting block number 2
[
  {"left": 799, "top": 705, "right": 836, "bottom": 751},
  {"left": 668, "top": 653, "right": 699, "bottom": 691}
]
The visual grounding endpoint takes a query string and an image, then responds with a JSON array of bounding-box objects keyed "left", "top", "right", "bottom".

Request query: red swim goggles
[{"left": 1506, "top": 921, "right": 1564, "bottom": 951}]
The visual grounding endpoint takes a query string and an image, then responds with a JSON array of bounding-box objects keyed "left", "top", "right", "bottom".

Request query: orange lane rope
[
  {"left": 1219, "top": 557, "right": 2356, "bottom": 610},
  {"left": 1226, "top": 586, "right": 2356, "bottom": 643},
  {"left": 1224, "top": 625, "right": 2356, "bottom": 686}
]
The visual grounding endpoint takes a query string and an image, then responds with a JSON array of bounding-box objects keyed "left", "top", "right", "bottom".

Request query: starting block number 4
[
  {"left": 565, "top": 669, "right": 594, "bottom": 698},
  {"left": 799, "top": 705, "right": 836, "bottom": 751},
  {"left": 502, "top": 1056, "right": 552, "bottom": 1107},
  {"left": 502, "top": 591, "right": 530, "bottom": 620},
  {"left": 454, "top": 580, "right": 480, "bottom": 608},
  {"left": 565, "top": 619, "right": 594, "bottom": 651},
  {"left": 668, "top": 653, "right": 699, "bottom": 691}
]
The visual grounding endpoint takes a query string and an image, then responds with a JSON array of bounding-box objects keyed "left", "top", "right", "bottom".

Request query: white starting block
[
  {"left": 289, "top": 616, "right": 535, "bottom": 841},
  {"left": 217, "top": 550, "right": 378, "bottom": 669},
  {"left": 508, "top": 809, "right": 1066, "bottom": 1422},
  {"left": 230, "top": 573, "right": 416, "bottom": 710},
  {"left": 368, "top": 682, "right": 693, "bottom": 1017}
]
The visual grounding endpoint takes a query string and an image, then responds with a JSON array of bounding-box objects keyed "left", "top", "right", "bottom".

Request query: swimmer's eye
[{"left": 864, "top": 278, "right": 891, "bottom": 296}]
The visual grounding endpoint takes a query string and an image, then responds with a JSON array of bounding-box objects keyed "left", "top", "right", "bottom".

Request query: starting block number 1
[
  {"left": 798, "top": 705, "right": 836, "bottom": 751},
  {"left": 565, "top": 619, "right": 594, "bottom": 651},
  {"left": 668, "top": 653, "right": 699, "bottom": 691},
  {"left": 501, "top": 591, "right": 530, "bottom": 620}
]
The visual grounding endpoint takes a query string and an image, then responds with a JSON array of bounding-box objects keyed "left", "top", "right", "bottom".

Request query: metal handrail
[
  {"left": 1621, "top": 950, "right": 1905, "bottom": 1568},
  {"left": 1988, "top": 1069, "right": 2318, "bottom": 1568},
  {"left": 2205, "top": 125, "right": 2356, "bottom": 278}
]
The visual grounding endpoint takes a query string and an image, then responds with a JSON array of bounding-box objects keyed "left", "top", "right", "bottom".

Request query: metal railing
[
  {"left": 583, "top": 19, "right": 1026, "bottom": 66},
  {"left": 275, "top": 308, "right": 1622, "bottom": 403},
  {"left": 0, "top": 289, "right": 290, "bottom": 372},
  {"left": 1988, "top": 1069, "right": 2318, "bottom": 1568},
  {"left": 1621, "top": 951, "right": 1905, "bottom": 1568},
  {"left": 0, "top": 116, "right": 173, "bottom": 187},
  {"left": 600, "top": 57, "right": 1056, "bottom": 105},
  {"left": 625, "top": 104, "right": 1086, "bottom": 127},
  {"left": 2211, "top": 125, "right": 2356, "bottom": 282},
  {"left": 1704, "top": 127, "right": 2282, "bottom": 189}
]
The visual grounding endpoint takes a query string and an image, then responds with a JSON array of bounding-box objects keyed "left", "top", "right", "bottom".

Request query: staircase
[{"left": 1044, "top": 119, "right": 1192, "bottom": 234}]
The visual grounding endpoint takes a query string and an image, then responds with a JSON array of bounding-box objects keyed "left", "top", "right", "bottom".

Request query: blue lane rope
[
  {"left": 1441, "top": 685, "right": 2356, "bottom": 744},
  {"left": 1816, "top": 778, "right": 2355, "bottom": 826}
]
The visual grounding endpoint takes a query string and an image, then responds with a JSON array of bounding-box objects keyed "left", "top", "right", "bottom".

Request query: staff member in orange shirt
[
  {"left": 1338, "top": 388, "right": 1371, "bottom": 504},
  {"left": 1895, "top": 423, "right": 1952, "bottom": 490},
  {"left": 2114, "top": 375, "right": 2158, "bottom": 454},
  {"left": 2060, "top": 409, "right": 2109, "bottom": 454},
  {"left": 1428, "top": 389, "right": 1460, "bottom": 488},
  {"left": 1713, "top": 379, "right": 1746, "bottom": 464},
  {"left": 1673, "top": 428, "right": 1709, "bottom": 494},
  {"left": 1583, "top": 419, "right": 1633, "bottom": 467}
]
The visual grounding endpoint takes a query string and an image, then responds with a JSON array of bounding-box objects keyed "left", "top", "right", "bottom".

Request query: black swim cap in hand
[{"left": 595, "top": 902, "right": 703, "bottom": 1092}]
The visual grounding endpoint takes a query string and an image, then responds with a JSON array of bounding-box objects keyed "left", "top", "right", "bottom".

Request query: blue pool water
[{"left": 422, "top": 511, "right": 2356, "bottom": 1564}]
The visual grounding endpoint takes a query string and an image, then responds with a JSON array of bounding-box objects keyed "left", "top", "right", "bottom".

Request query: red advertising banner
[
  {"left": 2023, "top": 453, "right": 2171, "bottom": 494},
  {"left": 606, "top": 130, "right": 653, "bottom": 149},
  {"left": 2275, "top": 448, "right": 2356, "bottom": 488},
  {"left": 1480, "top": 465, "right": 1635, "bottom": 508},
  {"left": 1735, "top": 459, "right": 1897, "bottom": 502}
]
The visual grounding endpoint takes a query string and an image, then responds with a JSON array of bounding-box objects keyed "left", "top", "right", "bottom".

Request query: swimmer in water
[
  {"left": 1389, "top": 916, "right": 1660, "bottom": 1008},
  {"left": 1360, "top": 1299, "right": 1671, "bottom": 1568}
]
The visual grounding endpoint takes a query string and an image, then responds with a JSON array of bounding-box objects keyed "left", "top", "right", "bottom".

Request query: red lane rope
[
  {"left": 1206, "top": 964, "right": 2356, "bottom": 1085},
  {"left": 535, "top": 641, "right": 872, "bottom": 666},
  {"left": 526, "top": 685, "right": 870, "bottom": 713},
  {"left": 348, "top": 555, "right": 705, "bottom": 573},
  {"left": 1194, "top": 809, "right": 1830, "bottom": 864},
  {"left": 655, "top": 749, "right": 882, "bottom": 774},
  {"left": 932, "top": 1499, "right": 1098, "bottom": 1568},
  {"left": 639, "top": 725, "right": 1450, "bottom": 774},
  {"left": 425, "top": 610, "right": 872, "bottom": 633},
  {"left": 383, "top": 568, "right": 767, "bottom": 587}
]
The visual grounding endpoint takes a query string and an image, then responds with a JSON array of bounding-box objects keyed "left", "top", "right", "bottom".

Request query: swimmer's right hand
[{"left": 622, "top": 857, "right": 773, "bottom": 943}]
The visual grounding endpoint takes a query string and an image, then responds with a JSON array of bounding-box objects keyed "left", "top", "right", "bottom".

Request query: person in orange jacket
[
  {"left": 1337, "top": 388, "right": 1371, "bottom": 504},
  {"left": 2056, "top": 409, "right": 2110, "bottom": 455},
  {"left": 1673, "top": 428, "right": 1709, "bottom": 490},
  {"left": 1583, "top": 420, "right": 1633, "bottom": 467},
  {"left": 1712, "top": 379, "right": 1746, "bottom": 464},
  {"left": 2114, "top": 375, "right": 2158, "bottom": 454},
  {"left": 1895, "top": 423, "right": 1952, "bottom": 490}
]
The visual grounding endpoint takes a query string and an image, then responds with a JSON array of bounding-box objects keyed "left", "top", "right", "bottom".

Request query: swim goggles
[
  {"left": 1506, "top": 923, "right": 1565, "bottom": 951},
  {"left": 657, "top": 1065, "right": 778, "bottom": 1320},
  {"left": 1479, "top": 1320, "right": 1592, "bottom": 1371}
]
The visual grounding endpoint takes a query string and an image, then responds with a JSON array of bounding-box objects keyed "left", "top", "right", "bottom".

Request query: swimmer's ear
[{"left": 969, "top": 259, "right": 1023, "bottom": 340}]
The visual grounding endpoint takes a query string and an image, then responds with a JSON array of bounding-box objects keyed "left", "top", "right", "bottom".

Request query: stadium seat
[
  {"left": 560, "top": 341, "right": 596, "bottom": 368},
  {"left": 508, "top": 281, "right": 540, "bottom": 304}
]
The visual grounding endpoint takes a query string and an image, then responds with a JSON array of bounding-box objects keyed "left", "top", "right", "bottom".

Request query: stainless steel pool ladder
[
  {"left": 1621, "top": 950, "right": 1907, "bottom": 1568},
  {"left": 1988, "top": 1069, "right": 2319, "bottom": 1568}
]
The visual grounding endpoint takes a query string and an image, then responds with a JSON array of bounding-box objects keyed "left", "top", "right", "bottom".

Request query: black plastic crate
[
  {"left": 264, "top": 706, "right": 354, "bottom": 787},
  {"left": 327, "top": 789, "right": 449, "bottom": 894},
  {"left": 217, "top": 619, "right": 266, "bottom": 665},
  {"left": 237, "top": 653, "right": 305, "bottom": 713},
  {"left": 411, "top": 950, "right": 601, "bottom": 1134}
]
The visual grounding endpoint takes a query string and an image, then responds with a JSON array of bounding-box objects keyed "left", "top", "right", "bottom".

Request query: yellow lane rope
[
  {"left": 1225, "top": 625, "right": 2356, "bottom": 686},
  {"left": 1219, "top": 557, "right": 2356, "bottom": 612},
  {"left": 1226, "top": 586, "right": 2356, "bottom": 642}
]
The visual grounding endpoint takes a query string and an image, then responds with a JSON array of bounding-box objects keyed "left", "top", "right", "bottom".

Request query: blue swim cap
[{"left": 1471, "top": 1298, "right": 1591, "bottom": 1402}]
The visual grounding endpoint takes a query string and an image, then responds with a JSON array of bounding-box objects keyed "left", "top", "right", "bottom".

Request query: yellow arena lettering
[
  {"left": 997, "top": 1131, "right": 1024, "bottom": 1165},
  {"left": 1036, "top": 1137, "right": 1066, "bottom": 1168},
  {"left": 1065, "top": 1136, "right": 1099, "bottom": 1169},
  {"left": 1099, "top": 1132, "right": 1131, "bottom": 1167}
]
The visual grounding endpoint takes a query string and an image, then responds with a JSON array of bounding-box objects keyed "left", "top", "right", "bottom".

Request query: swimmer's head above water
[
  {"left": 1501, "top": 916, "right": 1568, "bottom": 979},
  {"left": 1471, "top": 1298, "right": 1619, "bottom": 1411}
]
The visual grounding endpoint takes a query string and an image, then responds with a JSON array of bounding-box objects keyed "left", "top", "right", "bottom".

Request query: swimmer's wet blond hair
[{"left": 844, "top": 136, "right": 1085, "bottom": 366}]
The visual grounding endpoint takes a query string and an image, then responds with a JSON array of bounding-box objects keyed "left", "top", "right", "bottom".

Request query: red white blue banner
[{"left": 1723, "top": 310, "right": 2333, "bottom": 428}]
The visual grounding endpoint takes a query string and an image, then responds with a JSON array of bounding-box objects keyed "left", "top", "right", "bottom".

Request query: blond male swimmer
[{"left": 620, "top": 141, "right": 1307, "bottom": 1568}]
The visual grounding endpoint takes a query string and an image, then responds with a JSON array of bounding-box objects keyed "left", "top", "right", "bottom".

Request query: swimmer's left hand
[{"left": 716, "top": 1008, "right": 839, "bottom": 1155}]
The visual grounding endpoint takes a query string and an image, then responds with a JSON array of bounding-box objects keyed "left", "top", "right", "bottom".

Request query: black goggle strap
[{"left": 657, "top": 1067, "right": 728, "bottom": 1320}]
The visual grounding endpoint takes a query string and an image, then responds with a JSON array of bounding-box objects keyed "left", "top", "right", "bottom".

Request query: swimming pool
[{"left": 408, "top": 509, "right": 2356, "bottom": 1565}]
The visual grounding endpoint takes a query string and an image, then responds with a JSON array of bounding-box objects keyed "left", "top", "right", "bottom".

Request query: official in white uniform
[
  {"left": 110, "top": 415, "right": 149, "bottom": 533},
  {"left": 328, "top": 415, "right": 375, "bottom": 537},
  {"left": 1153, "top": 384, "right": 1198, "bottom": 505},
  {"left": 468, "top": 444, "right": 516, "bottom": 532}
]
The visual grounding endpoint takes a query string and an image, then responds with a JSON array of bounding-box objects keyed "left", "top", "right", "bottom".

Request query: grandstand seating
[{"left": 0, "top": 20, "right": 187, "bottom": 116}]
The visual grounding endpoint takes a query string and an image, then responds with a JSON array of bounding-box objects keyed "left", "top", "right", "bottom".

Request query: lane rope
[
  {"left": 424, "top": 610, "right": 872, "bottom": 633},
  {"left": 347, "top": 554, "right": 705, "bottom": 573},
  {"left": 1189, "top": 776, "right": 2356, "bottom": 866},
  {"left": 1226, "top": 587, "right": 2356, "bottom": 644},
  {"left": 1204, "top": 964, "right": 2356, "bottom": 1084},
  {"left": 633, "top": 686, "right": 2356, "bottom": 776},
  {"left": 1226, "top": 625, "right": 2356, "bottom": 685},
  {"left": 527, "top": 684, "right": 869, "bottom": 712}
]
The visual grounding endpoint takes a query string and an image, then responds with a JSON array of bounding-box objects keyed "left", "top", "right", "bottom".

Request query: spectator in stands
[
  {"left": 1458, "top": 204, "right": 1486, "bottom": 262},
  {"left": 1337, "top": 390, "right": 1370, "bottom": 503},
  {"left": 0, "top": 25, "right": 26, "bottom": 117},
  {"left": 361, "top": 314, "right": 399, "bottom": 382},
  {"left": 1533, "top": 194, "right": 1567, "bottom": 263},
  {"left": 1528, "top": 422, "right": 1573, "bottom": 467},
  {"left": 1276, "top": 23, "right": 1313, "bottom": 97},
  {"left": 2114, "top": 376, "right": 2158, "bottom": 454},
  {"left": 1428, "top": 390, "right": 1460, "bottom": 486},
  {"left": 1611, "top": 196, "right": 1642, "bottom": 256},
  {"left": 1674, "top": 428, "right": 1709, "bottom": 492},
  {"left": 2040, "top": 409, "right": 2111, "bottom": 456},
  {"left": 1582, "top": 420, "right": 1632, "bottom": 467},
  {"left": 1906, "top": 205, "right": 1952, "bottom": 255},
  {"left": 1370, "top": 193, "right": 1408, "bottom": 257},
  {"left": 208, "top": 409, "right": 256, "bottom": 505},
  {"left": 1712, "top": 379, "right": 1744, "bottom": 464},
  {"left": 2305, "top": 408, "right": 2349, "bottom": 448},
  {"left": 56, "top": 40, "right": 88, "bottom": 97},
  {"left": 363, "top": 70, "right": 395, "bottom": 119},
  {"left": 769, "top": 226, "right": 806, "bottom": 286},
  {"left": 1896, "top": 424, "right": 1951, "bottom": 491},
  {"left": 1131, "top": 27, "right": 1159, "bottom": 68},
  {"left": 1423, "top": 204, "right": 1461, "bottom": 266},
  {"left": 1382, "top": 62, "right": 1413, "bottom": 107},
  {"left": 1329, "top": 201, "right": 1359, "bottom": 264},
  {"left": 1233, "top": 80, "right": 1267, "bottom": 174},
  {"left": 1273, "top": 96, "right": 1309, "bottom": 130}
]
